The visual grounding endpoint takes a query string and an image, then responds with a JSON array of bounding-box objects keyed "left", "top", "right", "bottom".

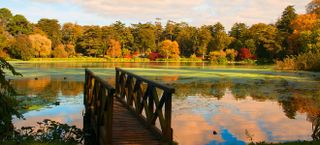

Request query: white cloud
[{"left": 23, "top": 0, "right": 310, "bottom": 30}]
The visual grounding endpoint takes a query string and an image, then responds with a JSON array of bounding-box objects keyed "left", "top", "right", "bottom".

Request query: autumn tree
[
  {"left": 159, "top": 40, "right": 180, "bottom": 59},
  {"left": 37, "top": 18, "right": 62, "bottom": 48},
  {"left": 52, "top": 44, "right": 68, "bottom": 58},
  {"left": 61, "top": 23, "right": 83, "bottom": 45},
  {"left": 6, "top": 14, "right": 31, "bottom": 36},
  {"left": 0, "top": 25, "right": 12, "bottom": 58},
  {"left": 238, "top": 48, "right": 253, "bottom": 60},
  {"left": 29, "top": 34, "right": 52, "bottom": 57},
  {"left": 10, "top": 34, "right": 33, "bottom": 60},
  {"left": 289, "top": 14, "right": 318, "bottom": 54},
  {"left": 65, "top": 43, "right": 76, "bottom": 57},
  {"left": 290, "top": 14, "right": 318, "bottom": 32},
  {"left": 106, "top": 39, "right": 121, "bottom": 58}
]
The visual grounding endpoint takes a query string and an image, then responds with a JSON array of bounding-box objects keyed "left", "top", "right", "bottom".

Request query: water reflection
[
  {"left": 9, "top": 62, "right": 320, "bottom": 144},
  {"left": 171, "top": 78, "right": 320, "bottom": 144},
  {"left": 12, "top": 77, "right": 83, "bottom": 100}
]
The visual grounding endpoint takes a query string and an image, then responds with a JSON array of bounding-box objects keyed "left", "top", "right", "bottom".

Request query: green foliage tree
[
  {"left": 248, "top": 23, "right": 282, "bottom": 61},
  {"left": 0, "top": 58, "right": 21, "bottom": 139},
  {"left": 176, "top": 23, "right": 197, "bottom": 57},
  {"left": 244, "top": 39, "right": 256, "bottom": 55},
  {"left": 37, "top": 18, "right": 62, "bottom": 48},
  {"left": 208, "top": 23, "right": 233, "bottom": 51},
  {"left": 276, "top": 5, "right": 298, "bottom": 33},
  {"left": 296, "top": 30, "right": 320, "bottom": 53},
  {"left": 197, "top": 26, "right": 212, "bottom": 59},
  {"left": 29, "top": 34, "right": 52, "bottom": 58},
  {"left": 110, "top": 21, "right": 134, "bottom": 50},
  {"left": 276, "top": 5, "right": 298, "bottom": 58},
  {"left": 0, "top": 8, "right": 13, "bottom": 27},
  {"left": 6, "top": 14, "right": 31, "bottom": 36},
  {"left": 132, "top": 23, "right": 156, "bottom": 54},
  {"left": 155, "top": 18, "right": 163, "bottom": 50},
  {"left": 163, "top": 20, "right": 177, "bottom": 40},
  {"left": 77, "top": 26, "right": 102, "bottom": 56},
  {"left": 10, "top": 34, "right": 34, "bottom": 60},
  {"left": 229, "top": 23, "right": 248, "bottom": 50}
]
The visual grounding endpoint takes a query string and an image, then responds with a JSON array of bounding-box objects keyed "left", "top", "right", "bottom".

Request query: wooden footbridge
[{"left": 83, "top": 68, "right": 175, "bottom": 145}]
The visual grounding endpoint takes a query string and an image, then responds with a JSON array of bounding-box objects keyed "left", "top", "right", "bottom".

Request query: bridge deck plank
[{"left": 112, "top": 100, "right": 161, "bottom": 145}]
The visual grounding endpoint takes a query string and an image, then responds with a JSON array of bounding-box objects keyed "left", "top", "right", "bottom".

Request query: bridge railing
[
  {"left": 84, "top": 69, "right": 115, "bottom": 145},
  {"left": 115, "top": 67, "right": 175, "bottom": 142}
]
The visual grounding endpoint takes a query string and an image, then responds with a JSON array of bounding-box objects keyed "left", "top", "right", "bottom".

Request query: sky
[{"left": 0, "top": 0, "right": 309, "bottom": 30}]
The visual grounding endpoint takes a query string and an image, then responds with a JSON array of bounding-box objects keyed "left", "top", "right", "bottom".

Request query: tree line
[{"left": 0, "top": 0, "right": 320, "bottom": 63}]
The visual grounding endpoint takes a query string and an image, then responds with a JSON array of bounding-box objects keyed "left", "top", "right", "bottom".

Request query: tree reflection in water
[
  {"left": 10, "top": 73, "right": 320, "bottom": 142},
  {"left": 11, "top": 77, "right": 83, "bottom": 110},
  {"left": 170, "top": 77, "right": 320, "bottom": 141}
]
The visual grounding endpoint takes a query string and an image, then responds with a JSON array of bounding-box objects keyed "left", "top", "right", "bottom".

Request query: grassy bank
[{"left": 8, "top": 57, "right": 209, "bottom": 63}]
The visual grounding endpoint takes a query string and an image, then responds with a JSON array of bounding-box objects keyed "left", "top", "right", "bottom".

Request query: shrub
[
  {"left": 3, "top": 119, "right": 83, "bottom": 144},
  {"left": 208, "top": 51, "right": 227, "bottom": 64},
  {"left": 148, "top": 52, "right": 162, "bottom": 61},
  {"left": 189, "top": 53, "right": 202, "bottom": 61},
  {"left": 122, "top": 48, "right": 131, "bottom": 58},
  {"left": 276, "top": 51, "right": 320, "bottom": 71},
  {"left": 238, "top": 48, "right": 254, "bottom": 60},
  {"left": 275, "top": 56, "right": 296, "bottom": 70},
  {"left": 225, "top": 49, "right": 237, "bottom": 61}
]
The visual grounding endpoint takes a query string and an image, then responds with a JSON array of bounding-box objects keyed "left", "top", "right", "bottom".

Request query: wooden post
[{"left": 165, "top": 93, "right": 173, "bottom": 141}]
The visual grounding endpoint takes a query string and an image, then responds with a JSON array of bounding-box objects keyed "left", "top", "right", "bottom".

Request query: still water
[{"left": 10, "top": 62, "right": 320, "bottom": 145}]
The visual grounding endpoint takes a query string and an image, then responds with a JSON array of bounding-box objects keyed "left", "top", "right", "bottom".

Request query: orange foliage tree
[
  {"left": 107, "top": 39, "right": 121, "bottom": 58},
  {"left": 289, "top": 14, "right": 319, "bottom": 54},
  {"left": 159, "top": 40, "right": 180, "bottom": 59},
  {"left": 52, "top": 44, "right": 68, "bottom": 58},
  {"left": 29, "top": 34, "right": 51, "bottom": 57}
]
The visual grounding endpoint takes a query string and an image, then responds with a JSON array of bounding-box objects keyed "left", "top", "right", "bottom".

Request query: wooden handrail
[
  {"left": 84, "top": 69, "right": 115, "bottom": 145},
  {"left": 115, "top": 67, "right": 174, "bottom": 142}
]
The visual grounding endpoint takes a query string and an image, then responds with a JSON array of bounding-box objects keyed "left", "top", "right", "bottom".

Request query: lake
[{"left": 10, "top": 62, "right": 320, "bottom": 145}]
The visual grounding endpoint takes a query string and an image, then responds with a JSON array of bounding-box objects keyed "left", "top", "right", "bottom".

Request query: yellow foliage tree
[
  {"left": 159, "top": 40, "right": 180, "bottom": 59},
  {"left": 29, "top": 34, "right": 51, "bottom": 57},
  {"left": 107, "top": 39, "right": 121, "bottom": 58}
]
